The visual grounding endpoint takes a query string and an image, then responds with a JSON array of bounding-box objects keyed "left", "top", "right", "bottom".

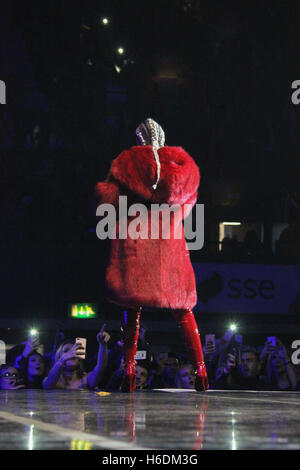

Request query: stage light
[
  {"left": 101, "top": 17, "right": 109, "bottom": 25},
  {"left": 229, "top": 323, "right": 237, "bottom": 332},
  {"left": 117, "top": 47, "right": 124, "bottom": 55},
  {"left": 223, "top": 222, "right": 241, "bottom": 225}
]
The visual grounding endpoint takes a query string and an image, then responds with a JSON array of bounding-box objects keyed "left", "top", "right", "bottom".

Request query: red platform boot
[
  {"left": 172, "top": 308, "right": 209, "bottom": 392},
  {"left": 121, "top": 307, "right": 142, "bottom": 392}
]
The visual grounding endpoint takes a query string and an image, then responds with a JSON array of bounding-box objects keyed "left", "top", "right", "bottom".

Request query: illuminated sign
[
  {"left": 70, "top": 439, "right": 92, "bottom": 450},
  {"left": 68, "top": 303, "right": 98, "bottom": 319}
]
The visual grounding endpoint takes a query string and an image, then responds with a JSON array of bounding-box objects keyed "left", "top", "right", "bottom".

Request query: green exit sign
[{"left": 68, "top": 303, "right": 98, "bottom": 319}]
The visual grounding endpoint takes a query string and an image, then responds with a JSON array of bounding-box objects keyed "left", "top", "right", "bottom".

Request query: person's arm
[
  {"left": 87, "top": 325, "right": 110, "bottom": 390},
  {"left": 0, "top": 381, "right": 25, "bottom": 390},
  {"left": 259, "top": 340, "right": 276, "bottom": 370},
  {"left": 42, "top": 358, "right": 65, "bottom": 390},
  {"left": 15, "top": 337, "right": 42, "bottom": 380},
  {"left": 15, "top": 337, "right": 41, "bottom": 369},
  {"left": 215, "top": 353, "right": 236, "bottom": 389},
  {"left": 284, "top": 361, "right": 297, "bottom": 390},
  {"left": 277, "top": 340, "right": 297, "bottom": 390}
]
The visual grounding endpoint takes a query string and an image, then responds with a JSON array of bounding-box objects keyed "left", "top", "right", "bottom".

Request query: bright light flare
[{"left": 223, "top": 222, "right": 241, "bottom": 226}]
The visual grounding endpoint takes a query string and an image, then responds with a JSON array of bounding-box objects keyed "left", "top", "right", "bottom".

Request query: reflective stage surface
[{"left": 0, "top": 389, "right": 300, "bottom": 450}]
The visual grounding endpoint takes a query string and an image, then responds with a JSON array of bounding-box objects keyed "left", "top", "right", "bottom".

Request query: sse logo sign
[{"left": 228, "top": 279, "right": 275, "bottom": 299}]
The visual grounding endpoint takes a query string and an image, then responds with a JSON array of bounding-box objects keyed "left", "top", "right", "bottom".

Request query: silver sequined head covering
[{"left": 136, "top": 118, "right": 165, "bottom": 190}]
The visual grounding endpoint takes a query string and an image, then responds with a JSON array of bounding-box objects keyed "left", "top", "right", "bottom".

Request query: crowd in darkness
[
  {"left": 1, "top": 325, "right": 299, "bottom": 391},
  {"left": 0, "top": 1, "right": 299, "bottom": 254},
  {"left": 0, "top": 114, "right": 97, "bottom": 245},
  {"left": 0, "top": 113, "right": 299, "bottom": 260}
]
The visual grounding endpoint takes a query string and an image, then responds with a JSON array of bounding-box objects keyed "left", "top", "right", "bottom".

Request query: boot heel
[
  {"left": 172, "top": 309, "right": 209, "bottom": 393},
  {"left": 195, "top": 374, "right": 209, "bottom": 392},
  {"left": 195, "top": 362, "right": 209, "bottom": 392}
]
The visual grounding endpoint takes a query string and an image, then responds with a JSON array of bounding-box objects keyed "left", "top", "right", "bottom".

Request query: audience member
[
  {"left": 0, "top": 364, "right": 24, "bottom": 390},
  {"left": 175, "top": 364, "right": 196, "bottom": 389},
  {"left": 18, "top": 352, "right": 47, "bottom": 389},
  {"left": 43, "top": 326, "right": 110, "bottom": 390},
  {"left": 215, "top": 347, "right": 264, "bottom": 390},
  {"left": 0, "top": 330, "right": 298, "bottom": 393},
  {"left": 135, "top": 363, "right": 149, "bottom": 390},
  {"left": 148, "top": 352, "right": 180, "bottom": 389},
  {"left": 265, "top": 340, "right": 297, "bottom": 391},
  {"left": 14, "top": 334, "right": 47, "bottom": 389}
]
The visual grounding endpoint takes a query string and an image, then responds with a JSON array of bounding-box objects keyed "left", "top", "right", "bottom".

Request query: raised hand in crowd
[
  {"left": 259, "top": 339, "right": 277, "bottom": 363},
  {"left": 22, "top": 336, "right": 41, "bottom": 358},
  {"left": 60, "top": 343, "right": 86, "bottom": 363},
  {"left": 97, "top": 324, "right": 111, "bottom": 346},
  {"left": 265, "top": 338, "right": 297, "bottom": 391},
  {"left": 88, "top": 324, "right": 111, "bottom": 389},
  {"left": 43, "top": 326, "right": 111, "bottom": 391}
]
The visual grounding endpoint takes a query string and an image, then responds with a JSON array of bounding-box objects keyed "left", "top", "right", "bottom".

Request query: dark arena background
[{"left": 0, "top": 0, "right": 300, "bottom": 455}]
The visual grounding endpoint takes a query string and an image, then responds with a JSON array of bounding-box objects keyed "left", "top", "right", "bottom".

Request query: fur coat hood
[{"left": 97, "top": 145, "right": 200, "bottom": 207}]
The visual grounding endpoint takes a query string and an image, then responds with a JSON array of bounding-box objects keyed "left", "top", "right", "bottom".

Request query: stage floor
[{"left": 0, "top": 389, "right": 300, "bottom": 450}]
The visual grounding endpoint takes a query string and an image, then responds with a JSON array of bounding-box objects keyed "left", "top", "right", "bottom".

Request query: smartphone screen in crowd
[
  {"left": 205, "top": 334, "right": 215, "bottom": 348},
  {"left": 29, "top": 330, "right": 44, "bottom": 355},
  {"left": 75, "top": 337, "right": 87, "bottom": 359},
  {"left": 29, "top": 330, "right": 39, "bottom": 340}
]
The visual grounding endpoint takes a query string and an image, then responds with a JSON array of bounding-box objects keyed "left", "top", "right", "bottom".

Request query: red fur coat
[{"left": 95, "top": 145, "right": 200, "bottom": 309}]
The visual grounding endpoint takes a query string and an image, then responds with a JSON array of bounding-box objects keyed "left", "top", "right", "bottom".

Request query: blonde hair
[
  {"left": 174, "top": 364, "right": 194, "bottom": 388},
  {"left": 54, "top": 340, "right": 85, "bottom": 378},
  {"left": 135, "top": 118, "right": 165, "bottom": 189},
  {"left": 135, "top": 118, "right": 165, "bottom": 148}
]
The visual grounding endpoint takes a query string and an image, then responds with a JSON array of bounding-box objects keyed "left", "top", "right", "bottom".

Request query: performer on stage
[{"left": 95, "top": 118, "right": 208, "bottom": 392}]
